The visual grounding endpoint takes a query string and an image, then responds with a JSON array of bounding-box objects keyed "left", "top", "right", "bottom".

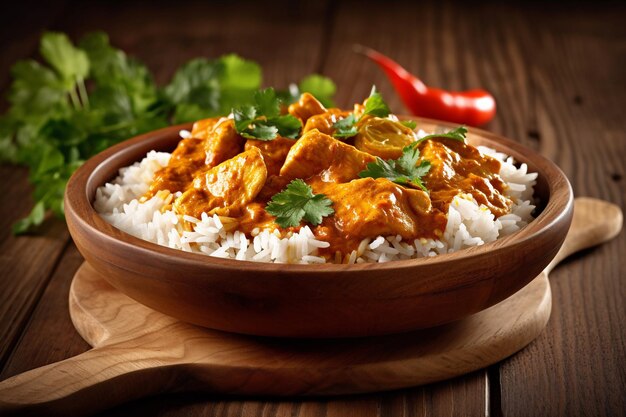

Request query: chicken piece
[
  {"left": 280, "top": 129, "right": 376, "bottom": 183},
  {"left": 256, "top": 175, "right": 291, "bottom": 202},
  {"left": 288, "top": 93, "right": 327, "bottom": 124},
  {"left": 204, "top": 118, "right": 245, "bottom": 168},
  {"left": 173, "top": 147, "right": 267, "bottom": 218},
  {"left": 419, "top": 138, "right": 511, "bottom": 217},
  {"left": 315, "top": 178, "right": 446, "bottom": 240},
  {"left": 303, "top": 109, "right": 351, "bottom": 136},
  {"left": 143, "top": 117, "right": 244, "bottom": 199},
  {"left": 190, "top": 117, "right": 221, "bottom": 140},
  {"left": 244, "top": 137, "right": 296, "bottom": 176},
  {"left": 143, "top": 137, "right": 207, "bottom": 199}
]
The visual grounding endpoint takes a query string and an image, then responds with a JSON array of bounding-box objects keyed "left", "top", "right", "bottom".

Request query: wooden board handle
[
  {"left": 546, "top": 197, "right": 623, "bottom": 274},
  {"left": 0, "top": 340, "right": 187, "bottom": 416}
]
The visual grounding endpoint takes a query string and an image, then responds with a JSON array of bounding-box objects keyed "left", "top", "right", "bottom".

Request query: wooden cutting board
[{"left": 0, "top": 197, "right": 621, "bottom": 416}]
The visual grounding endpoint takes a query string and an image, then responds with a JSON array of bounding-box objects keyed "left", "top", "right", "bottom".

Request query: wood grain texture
[
  {"left": 0, "top": 256, "right": 552, "bottom": 416},
  {"left": 0, "top": 198, "right": 620, "bottom": 416},
  {"left": 0, "top": 1, "right": 625, "bottom": 416},
  {"left": 487, "top": 4, "right": 626, "bottom": 417},
  {"left": 0, "top": 169, "right": 71, "bottom": 369},
  {"left": 0, "top": 244, "right": 89, "bottom": 380},
  {"left": 0, "top": 1, "right": 72, "bottom": 370}
]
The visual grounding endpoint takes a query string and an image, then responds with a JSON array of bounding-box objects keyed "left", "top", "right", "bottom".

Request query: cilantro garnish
[
  {"left": 298, "top": 75, "right": 336, "bottom": 108},
  {"left": 358, "top": 145, "right": 431, "bottom": 191},
  {"left": 416, "top": 126, "right": 467, "bottom": 145},
  {"left": 265, "top": 179, "right": 335, "bottom": 228},
  {"left": 332, "top": 114, "right": 358, "bottom": 138},
  {"left": 362, "top": 86, "right": 390, "bottom": 118},
  {"left": 400, "top": 120, "right": 417, "bottom": 129},
  {"left": 1, "top": 31, "right": 335, "bottom": 234},
  {"left": 233, "top": 88, "right": 302, "bottom": 140},
  {"left": 275, "top": 74, "right": 337, "bottom": 108},
  {"left": 332, "top": 86, "right": 390, "bottom": 139}
]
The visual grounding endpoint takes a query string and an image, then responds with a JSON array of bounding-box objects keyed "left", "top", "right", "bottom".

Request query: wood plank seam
[{"left": 0, "top": 238, "right": 72, "bottom": 372}]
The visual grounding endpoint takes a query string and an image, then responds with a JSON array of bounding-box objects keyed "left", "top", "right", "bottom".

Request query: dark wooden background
[{"left": 0, "top": 1, "right": 624, "bottom": 416}]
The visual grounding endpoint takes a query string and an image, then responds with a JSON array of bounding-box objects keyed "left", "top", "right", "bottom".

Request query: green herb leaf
[
  {"left": 416, "top": 126, "right": 468, "bottom": 144},
  {"left": 298, "top": 74, "right": 336, "bottom": 108},
  {"left": 12, "top": 201, "right": 46, "bottom": 235},
  {"left": 219, "top": 54, "right": 262, "bottom": 92},
  {"left": 253, "top": 88, "right": 281, "bottom": 118},
  {"left": 401, "top": 120, "right": 417, "bottom": 129},
  {"left": 265, "top": 179, "right": 335, "bottom": 228},
  {"left": 216, "top": 54, "right": 262, "bottom": 114},
  {"left": 359, "top": 145, "right": 431, "bottom": 191},
  {"left": 271, "top": 114, "right": 302, "bottom": 138},
  {"left": 332, "top": 86, "right": 391, "bottom": 139},
  {"left": 79, "top": 32, "right": 158, "bottom": 113},
  {"left": 233, "top": 88, "right": 302, "bottom": 140},
  {"left": 40, "top": 32, "right": 89, "bottom": 89},
  {"left": 244, "top": 122, "right": 278, "bottom": 141},
  {"left": 363, "top": 86, "right": 390, "bottom": 118},
  {"left": 332, "top": 114, "right": 358, "bottom": 138}
]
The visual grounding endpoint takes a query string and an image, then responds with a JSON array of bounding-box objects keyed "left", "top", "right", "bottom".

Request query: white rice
[{"left": 94, "top": 131, "right": 537, "bottom": 264}]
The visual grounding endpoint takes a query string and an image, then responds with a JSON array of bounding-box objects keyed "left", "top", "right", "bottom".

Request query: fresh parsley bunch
[{"left": 0, "top": 31, "right": 336, "bottom": 234}]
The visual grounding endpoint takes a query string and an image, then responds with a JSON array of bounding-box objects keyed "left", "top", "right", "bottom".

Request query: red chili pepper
[{"left": 355, "top": 46, "right": 496, "bottom": 127}]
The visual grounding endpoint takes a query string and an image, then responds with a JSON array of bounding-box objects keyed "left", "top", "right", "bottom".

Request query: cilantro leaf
[
  {"left": 162, "top": 54, "right": 262, "bottom": 123},
  {"left": 332, "top": 114, "right": 358, "bottom": 138},
  {"left": 163, "top": 58, "right": 221, "bottom": 123},
  {"left": 298, "top": 74, "right": 336, "bottom": 108},
  {"left": 254, "top": 87, "right": 281, "bottom": 118},
  {"left": 8, "top": 61, "right": 69, "bottom": 122},
  {"left": 332, "top": 86, "right": 391, "bottom": 139},
  {"left": 271, "top": 114, "right": 302, "bottom": 138},
  {"left": 219, "top": 54, "right": 262, "bottom": 91},
  {"left": 245, "top": 122, "right": 278, "bottom": 141},
  {"left": 79, "top": 32, "right": 158, "bottom": 114},
  {"left": 276, "top": 75, "right": 337, "bottom": 107},
  {"left": 416, "top": 126, "right": 468, "bottom": 144},
  {"left": 40, "top": 32, "right": 89, "bottom": 89},
  {"left": 265, "top": 179, "right": 335, "bottom": 228},
  {"left": 12, "top": 201, "right": 46, "bottom": 235},
  {"left": 359, "top": 145, "right": 431, "bottom": 191},
  {"left": 401, "top": 120, "right": 417, "bottom": 129},
  {"left": 216, "top": 54, "right": 262, "bottom": 114},
  {"left": 363, "top": 86, "right": 390, "bottom": 118},
  {"left": 233, "top": 88, "right": 302, "bottom": 140}
]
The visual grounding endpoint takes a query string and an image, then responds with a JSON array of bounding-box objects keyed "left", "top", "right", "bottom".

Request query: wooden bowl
[{"left": 64, "top": 119, "right": 573, "bottom": 338}]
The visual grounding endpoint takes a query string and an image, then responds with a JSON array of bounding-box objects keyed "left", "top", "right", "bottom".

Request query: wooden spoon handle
[
  {"left": 546, "top": 197, "right": 623, "bottom": 273},
  {"left": 0, "top": 340, "right": 183, "bottom": 416}
]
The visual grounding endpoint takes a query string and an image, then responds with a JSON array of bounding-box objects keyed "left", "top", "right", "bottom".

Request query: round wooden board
[{"left": 69, "top": 262, "right": 551, "bottom": 395}]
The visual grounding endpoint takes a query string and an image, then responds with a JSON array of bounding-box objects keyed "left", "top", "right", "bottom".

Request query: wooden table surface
[{"left": 1, "top": 1, "right": 624, "bottom": 416}]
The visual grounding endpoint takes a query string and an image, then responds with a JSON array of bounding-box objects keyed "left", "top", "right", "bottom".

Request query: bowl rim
[{"left": 65, "top": 117, "right": 574, "bottom": 274}]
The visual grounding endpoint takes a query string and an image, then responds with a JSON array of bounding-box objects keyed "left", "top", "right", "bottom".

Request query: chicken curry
[{"left": 143, "top": 92, "right": 512, "bottom": 259}]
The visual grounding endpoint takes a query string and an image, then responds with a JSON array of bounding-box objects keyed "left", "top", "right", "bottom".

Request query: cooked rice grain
[{"left": 95, "top": 142, "right": 537, "bottom": 264}]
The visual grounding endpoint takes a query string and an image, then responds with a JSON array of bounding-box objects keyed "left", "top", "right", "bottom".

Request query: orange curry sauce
[{"left": 143, "top": 93, "right": 511, "bottom": 260}]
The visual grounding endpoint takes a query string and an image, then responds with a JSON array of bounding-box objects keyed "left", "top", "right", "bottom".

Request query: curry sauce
[{"left": 143, "top": 93, "right": 512, "bottom": 258}]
